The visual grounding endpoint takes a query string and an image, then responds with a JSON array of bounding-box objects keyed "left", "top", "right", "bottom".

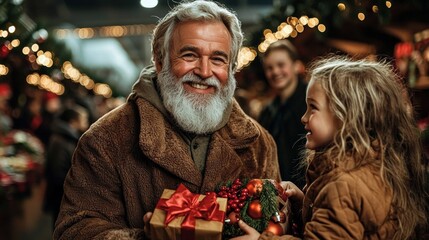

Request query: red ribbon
[{"left": 156, "top": 184, "right": 225, "bottom": 240}]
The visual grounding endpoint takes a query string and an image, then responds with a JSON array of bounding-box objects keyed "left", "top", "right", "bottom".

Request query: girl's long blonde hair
[{"left": 306, "top": 54, "right": 427, "bottom": 239}]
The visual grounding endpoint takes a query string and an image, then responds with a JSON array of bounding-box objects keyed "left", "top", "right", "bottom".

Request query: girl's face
[{"left": 301, "top": 80, "right": 341, "bottom": 150}]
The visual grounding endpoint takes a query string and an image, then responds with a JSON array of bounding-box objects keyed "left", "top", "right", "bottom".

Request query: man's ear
[{"left": 155, "top": 58, "right": 162, "bottom": 73}]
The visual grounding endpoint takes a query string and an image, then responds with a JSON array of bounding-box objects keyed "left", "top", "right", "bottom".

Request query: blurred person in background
[
  {"left": 43, "top": 105, "right": 89, "bottom": 228},
  {"left": 35, "top": 92, "right": 62, "bottom": 147},
  {"left": 0, "top": 83, "right": 12, "bottom": 135},
  {"left": 258, "top": 40, "right": 307, "bottom": 189}
]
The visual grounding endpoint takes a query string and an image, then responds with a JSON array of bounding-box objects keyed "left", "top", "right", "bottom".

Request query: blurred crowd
[{"left": 0, "top": 82, "right": 125, "bottom": 238}]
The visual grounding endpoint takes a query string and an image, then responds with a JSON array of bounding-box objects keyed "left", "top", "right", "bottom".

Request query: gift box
[{"left": 149, "top": 184, "right": 227, "bottom": 240}]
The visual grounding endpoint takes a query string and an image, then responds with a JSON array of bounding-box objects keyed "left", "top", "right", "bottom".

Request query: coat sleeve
[
  {"left": 303, "top": 180, "right": 364, "bottom": 240},
  {"left": 53, "top": 131, "right": 145, "bottom": 240}
]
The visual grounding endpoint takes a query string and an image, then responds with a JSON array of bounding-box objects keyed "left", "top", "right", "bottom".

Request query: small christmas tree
[{"left": 208, "top": 178, "right": 289, "bottom": 239}]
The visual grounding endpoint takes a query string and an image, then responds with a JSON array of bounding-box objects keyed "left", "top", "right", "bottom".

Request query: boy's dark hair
[{"left": 262, "top": 39, "right": 299, "bottom": 62}]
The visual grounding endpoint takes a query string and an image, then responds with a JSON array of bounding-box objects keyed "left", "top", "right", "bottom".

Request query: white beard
[{"left": 157, "top": 68, "right": 236, "bottom": 134}]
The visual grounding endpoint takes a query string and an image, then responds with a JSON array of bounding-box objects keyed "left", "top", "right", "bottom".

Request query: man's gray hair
[{"left": 151, "top": 0, "right": 244, "bottom": 72}]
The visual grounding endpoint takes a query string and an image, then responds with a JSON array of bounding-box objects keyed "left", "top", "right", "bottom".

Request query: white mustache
[{"left": 181, "top": 74, "right": 221, "bottom": 90}]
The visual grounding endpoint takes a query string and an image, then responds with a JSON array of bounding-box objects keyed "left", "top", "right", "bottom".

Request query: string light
[
  {"left": 61, "top": 61, "right": 112, "bottom": 97},
  {"left": 0, "top": 64, "right": 9, "bottom": 76},
  {"left": 26, "top": 73, "right": 65, "bottom": 95},
  {"left": 1, "top": 30, "right": 8, "bottom": 38},
  {"left": 338, "top": 3, "right": 346, "bottom": 11},
  {"left": 54, "top": 24, "right": 156, "bottom": 39},
  {"left": 7, "top": 25, "right": 16, "bottom": 34},
  {"left": 31, "top": 43, "right": 39, "bottom": 52},
  {"left": 22, "top": 46, "right": 30, "bottom": 55},
  {"left": 385, "top": 1, "right": 392, "bottom": 8},
  {"left": 237, "top": 47, "right": 257, "bottom": 71},
  {"left": 11, "top": 39, "right": 20, "bottom": 47}
]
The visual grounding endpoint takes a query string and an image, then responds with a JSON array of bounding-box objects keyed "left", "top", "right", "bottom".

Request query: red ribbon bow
[{"left": 156, "top": 184, "right": 225, "bottom": 240}]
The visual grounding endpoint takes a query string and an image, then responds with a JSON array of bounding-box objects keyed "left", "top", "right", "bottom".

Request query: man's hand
[
  {"left": 230, "top": 220, "right": 261, "bottom": 240},
  {"left": 143, "top": 212, "right": 153, "bottom": 224},
  {"left": 143, "top": 212, "right": 153, "bottom": 238}
]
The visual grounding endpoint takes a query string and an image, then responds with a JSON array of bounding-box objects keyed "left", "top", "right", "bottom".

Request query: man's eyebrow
[
  {"left": 179, "top": 46, "right": 229, "bottom": 60},
  {"left": 213, "top": 50, "right": 229, "bottom": 60},
  {"left": 179, "top": 45, "right": 198, "bottom": 54}
]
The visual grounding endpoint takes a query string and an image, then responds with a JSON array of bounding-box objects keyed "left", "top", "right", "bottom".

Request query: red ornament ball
[
  {"left": 271, "top": 211, "right": 286, "bottom": 223},
  {"left": 228, "top": 212, "right": 240, "bottom": 224},
  {"left": 245, "top": 179, "right": 263, "bottom": 197},
  {"left": 247, "top": 199, "right": 263, "bottom": 219},
  {"left": 265, "top": 221, "right": 284, "bottom": 236}
]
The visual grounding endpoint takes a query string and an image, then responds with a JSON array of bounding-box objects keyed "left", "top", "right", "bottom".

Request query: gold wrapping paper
[{"left": 149, "top": 189, "right": 227, "bottom": 240}]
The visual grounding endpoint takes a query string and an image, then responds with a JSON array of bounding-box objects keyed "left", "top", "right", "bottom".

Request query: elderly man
[{"left": 54, "top": 1, "right": 280, "bottom": 239}]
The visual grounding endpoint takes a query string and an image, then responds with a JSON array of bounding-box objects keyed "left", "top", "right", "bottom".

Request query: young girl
[{"left": 233, "top": 55, "right": 428, "bottom": 240}]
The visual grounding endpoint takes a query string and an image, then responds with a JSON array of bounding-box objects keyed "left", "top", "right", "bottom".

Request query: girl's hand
[
  {"left": 230, "top": 220, "right": 260, "bottom": 240},
  {"left": 280, "top": 181, "right": 304, "bottom": 208}
]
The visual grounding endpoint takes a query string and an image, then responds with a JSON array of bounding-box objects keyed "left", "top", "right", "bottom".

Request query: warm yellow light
[
  {"left": 44, "top": 51, "right": 52, "bottom": 59},
  {"left": 85, "top": 79, "right": 95, "bottom": 90},
  {"left": 31, "top": 43, "right": 39, "bottom": 52},
  {"left": 22, "top": 46, "right": 30, "bottom": 55},
  {"left": 287, "top": 16, "right": 299, "bottom": 26},
  {"left": 94, "top": 83, "right": 112, "bottom": 98},
  {"left": 386, "top": 1, "right": 392, "bottom": 8},
  {"left": 265, "top": 32, "right": 276, "bottom": 41},
  {"left": 0, "top": 64, "right": 9, "bottom": 75},
  {"left": 111, "top": 26, "right": 126, "bottom": 37},
  {"left": 26, "top": 73, "right": 40, "bottom": 85},
  {"left": 263, "top": 29, "right": 272, "bottom": 36},
  {"left": 62, "top": 61, "right": 72, "bottom": 71},
  {"left": 77, "top": 28, "right": 95, "bottom": 39},
  {"left": 317, "top": 24, "right": 326, "bottom": 32},
  {"left": 299, "top": 16, "right": 308, "bottom": 25},
  {"left": 278, "top": 22, "right": 287, "bottom": 31},
  {"left": 282, "top": 25, "right": 293, "bottom": 35},
  {"left": 308, "top": 18, "right": 319, "bottom": 28},
  {"left": 296, "top": 24, "right": 304, "bottom": 33},
  {"left": 55, "top": 29, "right": 68, "bottom": 39},
  {"left": 11, "top": 39, "right": 20, "bottom": 47},
  {"left": 338, "top": 3, "right": 346, "bottom": 11},
  {"left": 372, "top": 5, "right": 379, "bottom": 13},
  {"left": 358, "top": 12, "right": 365, "bottom": 21},
  {"left": 46, "top": 59, "right": 53, "bottom": 68}
]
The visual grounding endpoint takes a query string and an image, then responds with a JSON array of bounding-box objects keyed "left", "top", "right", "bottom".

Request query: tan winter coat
[
  {"left": 261, "top": 153, "right": 398, "bottom": 240},
  {"left": 53, "top": 68, "right": 280, "bottom": 240}
]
